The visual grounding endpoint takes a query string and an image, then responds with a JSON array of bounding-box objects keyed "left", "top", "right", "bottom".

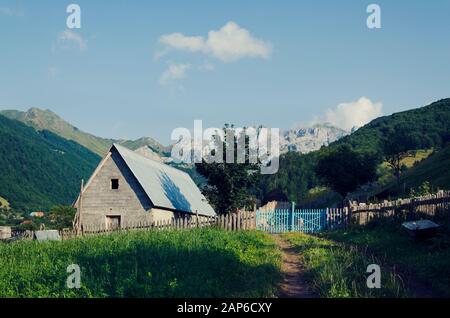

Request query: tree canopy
[
  {"left": 314, "top": 145, "right": 379, "bottom": 197},
  {"left": 196, "top": 126, "right": 259, "bottom": 214}
]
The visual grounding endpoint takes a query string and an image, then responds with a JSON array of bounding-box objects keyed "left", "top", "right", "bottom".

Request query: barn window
[{"left": 111, "top": 178, "right": 119, "bottom": 190}]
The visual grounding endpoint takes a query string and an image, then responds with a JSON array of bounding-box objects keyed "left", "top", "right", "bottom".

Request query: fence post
[
  {"left": 326, "top": 208, "right": 330, "bottom": 229},
  {"left": 237, "top": 210, "right": 241, "bottom": 230},
  {"left": 291, "top": 202, "right": 295, "bottom": 232}
]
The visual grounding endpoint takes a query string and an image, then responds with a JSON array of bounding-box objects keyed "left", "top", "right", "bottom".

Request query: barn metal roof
[{"left": 112, "top": 143, "right": 216, "bottom": 217}]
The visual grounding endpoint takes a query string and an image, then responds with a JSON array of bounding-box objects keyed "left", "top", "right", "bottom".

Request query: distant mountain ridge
[
  {"left": 1, "top": 107, "right": 349, "bottom": 159},
  {"left": 0, "top": 108, "right": 169, "bottom": 158},
  {"left": 0, "top": 114, "right": 101, "bottom": 211},
  {"left": 280, "top": 123, "right": 348, "bottom": 154},
  {"left": 1, "top": 108, "right": 115, "bottom": 156}
]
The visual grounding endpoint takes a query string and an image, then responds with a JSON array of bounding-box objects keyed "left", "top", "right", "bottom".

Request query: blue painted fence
[{"left": 256, "top": 204, "right": 348, "bottom": 233}]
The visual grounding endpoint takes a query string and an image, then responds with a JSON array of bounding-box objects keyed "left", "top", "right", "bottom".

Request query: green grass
[
  {"left": 375, "top": 145, "right": 450, "bottom": 198},
  {"left": 0, "top": 229, "right": 281, "bottom": 298},
  {"left": 380, "top": 149, "right": 433, "bottom": 170},
  {"left": 302, "top": 187, "right": 343, "bottom": 208},
  {"left": 0, "top": 196, "right": 9, "bottom": 209},
  {"left": 401, "top": 149, "right": 434, "bottom": 167},
  {"left": 282, "top": 232, "right": 407, "bottom": 298},
  {"left": 323, "top": 217, "right": 450, "bottom": 297}
]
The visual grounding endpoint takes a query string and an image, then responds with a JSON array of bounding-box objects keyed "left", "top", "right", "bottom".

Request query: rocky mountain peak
[{"left": 280, "top": 123, "right": 348, "bottom": 154}]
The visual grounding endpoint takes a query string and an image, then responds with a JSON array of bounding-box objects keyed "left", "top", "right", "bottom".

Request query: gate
[{"left": 256, "top": 204, "right": 348, "bottom": 233}]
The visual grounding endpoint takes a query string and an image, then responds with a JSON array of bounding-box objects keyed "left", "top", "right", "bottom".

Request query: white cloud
[
  {"left": 159, "top": 21, "right": 272, "bottom": 63},
  {"left": 159, "top": 63, "right": 191, "bottom": 85},
  {"left": 324, "top": 97, "right": 383, "bottom": 131},
  {"left": 207, "top": 21, "right": 272, "bottom": 62},
  {"left": 57, "top": 30, "right": 87, "bottom": 51},
  {"left": 160, "top": 33, "right": 205, "bottom": 52}
]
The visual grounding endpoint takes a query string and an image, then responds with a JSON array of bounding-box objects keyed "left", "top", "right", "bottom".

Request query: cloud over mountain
[{"left": 324, "top": 97, "right": 383, "bottom": 131}]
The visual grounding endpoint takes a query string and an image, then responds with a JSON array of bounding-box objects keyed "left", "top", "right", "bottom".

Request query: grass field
[
  {"left": 283, "top": 213, "right": 450, "bottom": 298},
  {"left": 375, "top": 146, "right": 450, "bottom": 198},
  {"left": 0, "top": 229, "right": 281, "bottom": 298},
  {"left": 282, "top": 232, "right": 407, "bottom": 298},
  {"left": 323, "top": 217, "right": 450, "bottom": 297},
  {"left": 380, "top": 149, "right": 434, "bottom": 170},
  {"left": 0, "top": 196, "right": 9, "bottom": 209}
]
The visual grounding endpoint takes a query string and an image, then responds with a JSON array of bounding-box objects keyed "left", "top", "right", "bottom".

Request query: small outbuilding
[
  {"left": 73, "top": 143, "right": 215, "bottom": 230},
  {"left": 30, "top": 212, "right": 45, "bottom": 218},
  {"left": 0, "top": 226, "right": 11, "bottom": 240}
]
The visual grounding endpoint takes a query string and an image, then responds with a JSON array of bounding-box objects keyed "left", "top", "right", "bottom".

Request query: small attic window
[{"left": 111, "top": 178, "right": 119, "bottom": 190}]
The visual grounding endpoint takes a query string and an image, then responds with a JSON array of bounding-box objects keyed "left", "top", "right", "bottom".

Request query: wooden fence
[
  {"left": 60, "top": 211, "right": 257, "bottom": 240},
  {"left": 350, "top": 190, "right": 450, "bottom": 225},
  {"left": 12, "top": 192, "right": 449, "bottom": 241}
]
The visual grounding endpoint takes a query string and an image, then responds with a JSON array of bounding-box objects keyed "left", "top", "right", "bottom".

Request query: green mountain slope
[
  {"left": 258, "top": 98, "right": 450, "bottom": 204},
  {"left": 0, "top": 108, "right": 169, "bottom": 157},
  {"left": 377, "top": 144, "right": 450, "bottom": 198},
  {"left": 329, "top": 98, "right": 450, "bottom": 153},
  {"left": 0, "top": 114, "right": 101, "bottom": 211}
]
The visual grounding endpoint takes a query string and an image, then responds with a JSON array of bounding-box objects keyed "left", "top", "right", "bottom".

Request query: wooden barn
[{"left": 73, "top": 143, "right": 216, "bottom": 230}]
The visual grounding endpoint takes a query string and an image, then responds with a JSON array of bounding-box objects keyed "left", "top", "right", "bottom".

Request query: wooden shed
[
  {"left": 0, "top": 226, "right": 11, "bottom": 240},
  {"left": 73, "top": 143, "right": 215, "bottom": 230}
]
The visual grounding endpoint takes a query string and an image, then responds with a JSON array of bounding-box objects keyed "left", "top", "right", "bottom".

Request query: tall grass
[
  {"left": 324, "top": 216, "right": 450, "bottom": 297},
  {"left": 0, "top": 229, "right": 281, "bottom": 298},
  {"left": 282, "top": 233, "right": 407, "bottom": 298}
]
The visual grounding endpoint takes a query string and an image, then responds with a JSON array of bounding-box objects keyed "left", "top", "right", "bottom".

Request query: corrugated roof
[{"left": 113, "top": 143, "right": 216, "bottom": 216}]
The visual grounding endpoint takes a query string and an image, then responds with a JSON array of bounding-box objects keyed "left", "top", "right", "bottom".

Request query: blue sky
[{"left": 1, "top": 0, "right": 449, "bottom": 144}]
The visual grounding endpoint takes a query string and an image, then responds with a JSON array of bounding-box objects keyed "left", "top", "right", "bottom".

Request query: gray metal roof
[{"left": 113, "top": 143, "right": 216, "bottom": 216}]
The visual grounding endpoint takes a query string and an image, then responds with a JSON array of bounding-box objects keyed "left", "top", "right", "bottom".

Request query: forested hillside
[
  {"left": 0, "top": 108, "right": 169, "bottom": 157},
  {"left": 0, "top": 115, "right": 101, "bottom": 211},
  {"left": 328, "top": 98, "right": 450, "bottom": 154},
  {"left": 257, "top": 99, "right": 450, "bottom": 204},
  {"left": 255, "top": 152, "right": 320, "bottom": 204},
  {"left": 377, "top": 144, "right": 450, "bottom": 198}
]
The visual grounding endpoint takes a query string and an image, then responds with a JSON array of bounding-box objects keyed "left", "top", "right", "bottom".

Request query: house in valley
[
  {"left": 30, "top": 211, "right": 45, "bottom": 218},
  {"left": 73, "top": 143, "right": 215, "bottom": 230}
]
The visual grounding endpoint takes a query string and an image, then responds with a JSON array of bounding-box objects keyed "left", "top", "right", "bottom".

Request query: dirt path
[{"left": 272, "top": 234, "right": 316, "bottom": 298}]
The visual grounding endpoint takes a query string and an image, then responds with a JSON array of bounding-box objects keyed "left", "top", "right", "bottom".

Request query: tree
[
  {"left": 254, "top": 151, "right": 319, "bottom": 204},
  {"left": 45, "top": 205, "right": 76, "bottom": 230},
  {"left": 382, "top": 127, "right": 418, "bottom": 183},
  {"left": 315, "top": 144, "right": 379, "bottom": 197},
  {"left": 195, "top": 125, "right": 259, "bottom": 214}
]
